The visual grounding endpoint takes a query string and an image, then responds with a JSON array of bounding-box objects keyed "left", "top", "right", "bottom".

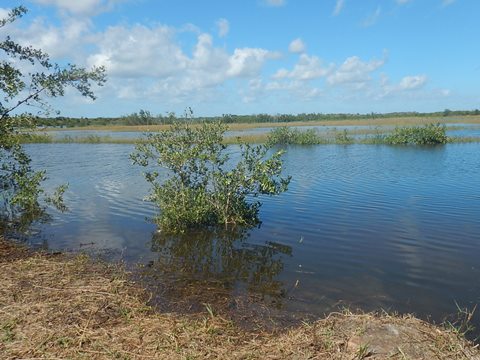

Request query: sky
[{"left": 0, "top": 0, "right": 479, "bottom": 117}]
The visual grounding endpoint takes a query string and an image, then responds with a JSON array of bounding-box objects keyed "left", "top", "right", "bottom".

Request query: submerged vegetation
[
  {"left": 266, "top": 127, "right": 325, "bottom": 145},
  {"left": 266, "top": 123, "right": 453, "bottom": 146},
  {"left": 384, "top": 123, "right": 449, "bottom": 145},
  {"left": 20, "top": 122, "right": 480, "bottom": 145},
  {"left": 131, "top": 120, "right": 290, "bottom": 233}
]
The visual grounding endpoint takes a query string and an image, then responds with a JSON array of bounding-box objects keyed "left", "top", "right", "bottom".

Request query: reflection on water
[
  {"left": 144, "top": 228, "right": 291, "bottom": 308},
  {"left": 24, "top": 142, "right": 480, "bottom": 338}
]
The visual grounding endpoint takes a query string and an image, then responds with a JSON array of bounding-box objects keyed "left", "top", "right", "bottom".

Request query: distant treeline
[{"left": 33, "top": 108, "right": 480, "bottom": 128}]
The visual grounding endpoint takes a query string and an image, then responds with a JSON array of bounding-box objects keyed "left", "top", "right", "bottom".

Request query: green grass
[
  {"left": 18, "top": 125, "right": 480, "bottom": 145},
  {"left": 266, "top": 127, "right": 327, "bottom": 145}
]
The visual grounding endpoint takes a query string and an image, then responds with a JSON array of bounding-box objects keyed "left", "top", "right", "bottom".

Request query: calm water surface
[
  {"left": 44, "top": 122, "right": 480, "bottom": 140},
  {"left": 25, "top": 143, "right": 480, "bottom": 332}
]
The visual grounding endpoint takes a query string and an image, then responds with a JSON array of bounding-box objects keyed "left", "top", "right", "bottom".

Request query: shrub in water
[
  {"left": 334, "top": 129, "right": 354, "bottom": 144},
  {"left": 267, "top": 127, "right": 321, "bottom": 145},
  {"left": 385, "top": 123, "right": 448, "bottom": 145},
  {"left": 131, "top": 120, "right": 290, "bottom": 234}
]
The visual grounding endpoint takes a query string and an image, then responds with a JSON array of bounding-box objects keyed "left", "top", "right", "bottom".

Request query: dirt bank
[{"left": 1, "top": 238, "right": 479, "bottom": 359}]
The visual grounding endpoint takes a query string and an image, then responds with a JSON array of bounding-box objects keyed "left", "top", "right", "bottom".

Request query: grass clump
[
  {"left": 384, "top": 123, "right": 448, "bottom": 145},
  {"left": 333, "top": 129, "right": 354, "bottom": 145},
  {"left": 267, "top": 126, "right": 323, "bottom": 145}
]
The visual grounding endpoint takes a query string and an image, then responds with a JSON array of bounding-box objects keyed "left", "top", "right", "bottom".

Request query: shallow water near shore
[{"left": 24, "top": 142, "right": 480, "bottom": 338}]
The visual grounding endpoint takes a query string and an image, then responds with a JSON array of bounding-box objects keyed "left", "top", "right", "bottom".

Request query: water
[
  {"left": 44, "top": 122, "right": 480, "bottom": 140},
  {"left": 24, "top": 142, "right": 480, "bottom": 333}
]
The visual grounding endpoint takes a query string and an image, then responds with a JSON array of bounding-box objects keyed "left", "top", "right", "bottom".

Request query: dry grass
[
  {"left": 1, "top": 238, "right": 479, "bottom": 359},
  {"left": 40, "top": 115, "right": 480, "bottom": 133}
]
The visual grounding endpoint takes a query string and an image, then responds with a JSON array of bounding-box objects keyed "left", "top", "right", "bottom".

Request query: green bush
[
  {"left": 267, "top": 127, "right": 322, "bottom": 145},
  {"left": 1, "top": 7, "right": 104, "bottom": 228},
  {"left": 333, "top": 129, "right": 354, "bottom": 144},
  {"left": 131, "top": 121, "right": 290, "bottom": 234},
  {"left": 384, "top": 123, "right": 448, "bottom": 145}
]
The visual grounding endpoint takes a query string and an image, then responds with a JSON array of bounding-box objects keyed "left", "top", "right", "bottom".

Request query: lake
[
  {"left": 24, "top": 142, "right": 480, "bottom": 334},
  {"left": 43, "top": 122, "right": 480, "bottom": 140}
]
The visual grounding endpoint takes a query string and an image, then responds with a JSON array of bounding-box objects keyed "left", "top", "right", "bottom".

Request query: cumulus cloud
[
  {"left": 84, "top": 22, "right": 280, "bottom": 103},
  {"left": 327, "top": 55, "right": 385, "bottom": 86},
  {"left": 87, "top": 22, "right": 277, "bottom": 80},
  {"left": 1, "top": 15, "right": 92, "bottom": 59},
  {"left": 216, "top": 18, "right": 229, "bottom": 38},
  {"left": 378, "top": 74, "right": 428, "bottom": 98},
  {"left": 333, "top": 0, "right": 345, "bottom": 16},
  {"left": 274, "top": 54, "right": 331, "bottom": 80},
  {"left": 288, "top": 38, "right": 306, "bottom": 53},
  {"left": 87, "top": 24, "right": 189, "bottom": 78},
  {"left": 398, "top": 75, "right": 427, "bottom": 90},
  {"left": 242, "top": 79, "right": 320, "bottom": 105},
  {"left": 227, "top": 48, "right": 279, "bottom": 77}
]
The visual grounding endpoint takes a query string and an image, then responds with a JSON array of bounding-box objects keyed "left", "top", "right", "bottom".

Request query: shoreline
[
  {"left": 36, "top": 114, "right": 480, "bottom": 132},
  {"left": 1, "top": 237, "right": 479, "bottom": 359}
]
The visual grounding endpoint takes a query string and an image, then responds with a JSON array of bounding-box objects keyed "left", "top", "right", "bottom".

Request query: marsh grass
[
  {"left": 267, "top": 127, "right": 327, "bottom": 145},
  {"left": 333, "top": 129, "right": 354, "bottom": 145},
  {"left": 38, "top": 114, "right": 480, "bottom": 132},
  {"left": 19, "top": 124, "right": 480, "bottom": 145}
]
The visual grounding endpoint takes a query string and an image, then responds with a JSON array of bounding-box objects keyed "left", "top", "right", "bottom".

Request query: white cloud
[
  {"left": 379, "top": 74, "right": 428, "bottom": 97},
  {"left": 264, "top": 80, "right": 322, "bottom": 101},
  {"left": 398, "top": 75, "right": 427, "bottom": 90},
  {"left": 442, "top": 0, "right": 455, "bottom": 7},
  {"left": 362, "top": 6, "right": 381, "bottom": 27},
  {"left": 84, "top": 22, "right": 279, "bottom": 103},
  {"left": 31, "top": 0, "right": 121, "bottom": 16},
  {"left": 1, "top": 4, "right": 448, "bottom": 113},
  {"left": 333, "top": 0, "right": 345, "bottom": 16},
  {"left": 273, "top": 54, "right": 331, "bottom": 80},
  {"left": 327, "top": 55, "right": 385, "bottom": 86},
  {"left": 87, "top": 24, "right": 189, "bottom": 78},
  {"left": 227, "top": 48, "right": 279, "bottom": 77},
  {"left": 216, "top": 18, "right": 229, "bottom": 38},
  {"left": 240, "top": 79, "right": 319, "bottom": 103},
  {"left": 241, "top": 78, "right": 265, "bottom": 103},
  {"left": 0, "top": 8, "right": 10, "bottom": 19},
  {"left": 264, "top": 0, "right": 286, "bottom": 7},
  {"left": 396, "top": 0, "right": 412, "bottom": 4},
  {"left": 288, "top": 38, "right": 306, "bottom": 53},
  {"left": 1, "top": 15, "right": 92, "bottom": 59}
]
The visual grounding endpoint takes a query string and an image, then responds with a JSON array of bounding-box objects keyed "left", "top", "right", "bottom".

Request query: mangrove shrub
[
  {"left": 131, "top": 120, "right": 291, "bottom": 233},
  {"left": 384, "top": 123, "right": 448, "bottom": 145},
  {"left": 267, "top": 127, "right": 322, "bottom": 145},
  {"left": 0, "top": 6, "right": 105, "bottom": 227}
]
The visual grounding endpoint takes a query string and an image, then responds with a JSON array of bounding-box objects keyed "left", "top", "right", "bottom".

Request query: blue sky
[{"left": 1, "top": 0, "right": 478, "bottom": 117}]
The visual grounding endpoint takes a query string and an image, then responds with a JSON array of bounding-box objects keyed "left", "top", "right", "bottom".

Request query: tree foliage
[
  {"left": 0, "top": 6, "right": 106, "bottom": 227},
  {"left": 131, "top": 118, "right": 291, "bottom": 234}
]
